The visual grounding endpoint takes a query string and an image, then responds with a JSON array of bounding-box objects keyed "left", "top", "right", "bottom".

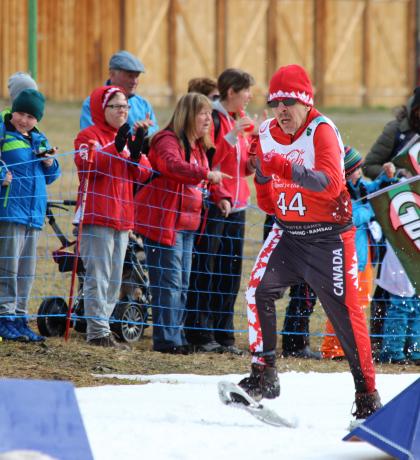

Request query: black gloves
[
  {"left": 127, "top": 126, "right": 148, "bottom": 162},
  {"left": 115, "top": 123, "right": 131, "bottom": 153}
]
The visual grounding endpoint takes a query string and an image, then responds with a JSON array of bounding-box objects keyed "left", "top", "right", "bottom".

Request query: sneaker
[
  {"left": 220, "top": 344, "right": 245, "bottom": 356},
  {"left": 196, "top": 340, "right": 223, "bottom": 353},
  {"left": 237, "top": 363, "right": 280, "bottom": 401},
  {"left": 283, "top": 346, "right": 322, "bottom": 360},
  {"left": 88, "top": 334, "right": 130, "bottom": 350},
  {"left": 352, "top": 390, "right": 382, "bottom": 420},
  {"left": 0, "top": 317, "right": 29, "bottom": 342},
  {"left": 14, "top": 317, "right": 45, "bottom": 342}
]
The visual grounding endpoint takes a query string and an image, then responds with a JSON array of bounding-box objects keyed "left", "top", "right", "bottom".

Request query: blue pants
[
  {"left": 144, "top": 231, "right": 194, "bottom": 350},
  {"left": 381, "top": 294, "right": 420, "bottom": 362}
]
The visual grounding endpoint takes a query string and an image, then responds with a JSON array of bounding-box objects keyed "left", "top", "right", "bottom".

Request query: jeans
[{"left": 144, "top": 231, "right": 194, "bottom": 350}]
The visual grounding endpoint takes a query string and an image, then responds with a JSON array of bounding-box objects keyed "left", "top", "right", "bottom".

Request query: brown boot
[
  {"left": 352, "top": 390, "right": 382, "bottom": 420},
  {"left": 88, "top": 334, "right": 130, "bottom": 350}
]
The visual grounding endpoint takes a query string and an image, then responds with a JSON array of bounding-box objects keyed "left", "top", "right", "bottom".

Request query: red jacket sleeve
[
  {"left": 152, "top": 134, "right": 209, "bottom": 184},
  {"left": 313, "top": 124, "right": 344, "bottom": 197}
]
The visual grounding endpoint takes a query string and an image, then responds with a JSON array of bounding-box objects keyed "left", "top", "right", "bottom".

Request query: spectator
[
  {"left": 187, "top": 77, "right": 220, "bottom": 100},
  {"left": 363, "top": 87, "right": 420, "bottom": 357},
  {"left": 0, "top": 89, "right": 61, "bottom": 342},
  {"left": 363, "top": 87, "right": 420, "bottom": 180},
  {"left": 2, "top": 72, "right": 38, "bottom": 113},
  {"left": 238, "top": 64, "right": 381, "bottom": 425},
  {"left": 74, "top": 85, "right": 151, "bottom": 348},
  {"left": 378, "top": 242, "right": 420, "bottom": 365},
  {"left": 80, "top": 50, "right": 158, "bottom": 135},
  {"left": 185, "top": 68, "right": 257, "bottom": 354},
  {"left": 321, "top": 145, "right": 396, "bottom": 359},
  {"left": 134, "top": 93, "right": 229, "bottom": 354}
]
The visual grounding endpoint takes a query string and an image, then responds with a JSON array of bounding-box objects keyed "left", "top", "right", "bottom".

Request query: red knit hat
[{"left": 268, "top": 64, "right": 314, "bottom": 106}]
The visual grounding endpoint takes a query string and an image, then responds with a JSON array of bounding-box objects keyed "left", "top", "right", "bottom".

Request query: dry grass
[{"left": 2, "top": 100, "right": 413, "bottom": 385}]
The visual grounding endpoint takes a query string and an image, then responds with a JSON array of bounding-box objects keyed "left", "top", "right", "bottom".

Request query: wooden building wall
[{"left": 0, "top": 0, "right": 416, "bottom": 107}]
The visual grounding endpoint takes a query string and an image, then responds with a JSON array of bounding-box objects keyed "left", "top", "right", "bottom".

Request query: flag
[
  {"left": 392, "top": 134, "right": 420, "bottom": 176},
  {"left": 368, "top": 176, "right": 420, "bottom": 295}
]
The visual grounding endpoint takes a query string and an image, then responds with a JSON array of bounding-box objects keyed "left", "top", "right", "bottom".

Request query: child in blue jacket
[{"left": 0, "top": 89, "right": 61, "bottom": 342}]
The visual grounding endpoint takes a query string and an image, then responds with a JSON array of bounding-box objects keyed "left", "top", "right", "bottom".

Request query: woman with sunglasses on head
[
  {"left": 134, "top": 93, "right": 229, "bottom": 354},
  {"left": 74, "top": 85, "right": 151, "bottom": 348},
  {"left": 239, "top": 64, "right": 382, "bottom": 427},
  {"left": 185, "top": 68, "right": 257, "bottom": 355}
]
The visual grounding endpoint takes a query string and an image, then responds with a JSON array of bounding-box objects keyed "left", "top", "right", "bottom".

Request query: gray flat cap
[{"left": 109, "top": 50, "right": 145, "bottom": 73}]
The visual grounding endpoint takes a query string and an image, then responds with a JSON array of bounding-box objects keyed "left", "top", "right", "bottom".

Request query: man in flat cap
[{"left": 80, "top": 50, "right": 158, "bottom": 134}]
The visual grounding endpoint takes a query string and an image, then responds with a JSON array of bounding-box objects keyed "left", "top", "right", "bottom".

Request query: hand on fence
[
  {"left": 115, "top": 123, "right": 131, "bottom": 153},
  {"left": 207, "top": 170, "right": 232, "bottom": 184},
  {"left": 128, "top": 124, "right": 147, "bottom": 162}
]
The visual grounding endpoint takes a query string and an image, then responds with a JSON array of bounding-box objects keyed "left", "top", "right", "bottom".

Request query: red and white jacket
[
  {"left": 211, "top": 101, "right": 255, "bottom": 211},
  {"left": 74, "top": 85, "right": 151, "bottom": 231},
  {"left": 255, "top": 108, "right": 353, "bottom": 237}
]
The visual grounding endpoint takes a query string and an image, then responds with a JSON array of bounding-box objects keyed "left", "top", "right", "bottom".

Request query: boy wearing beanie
[
  {"left": 1, "top": 72, "right": 38, "bottom": 122},
  {"left": 0, "top": 89, "right": 61, "bottom": 342}
]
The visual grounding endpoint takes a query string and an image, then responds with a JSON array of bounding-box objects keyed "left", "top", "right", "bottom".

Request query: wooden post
[
  {"left": 267, "top": 0, "right": 278, "bottom": 80},
  {"left": 407, "top": 0, "right": 417, "bottom": 91},
  {"left": 215, "top": 0, "right": 226, "bottom": 75},
  {"left": 313, "top": 0, "right": 326, "bottom": 106},
  {"left": 168, "top": 0, "right": 177, "bottom": 103},
  {"left": 362, "top": 0, "right": 370, "bottom": 107},
  {"left": 119, "top": 0, "right": 126, "bottom": 50}
]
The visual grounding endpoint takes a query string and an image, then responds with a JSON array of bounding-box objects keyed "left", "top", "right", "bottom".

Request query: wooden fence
[{"left": 0, "top": 0, "right": 417, "bottom": 107}]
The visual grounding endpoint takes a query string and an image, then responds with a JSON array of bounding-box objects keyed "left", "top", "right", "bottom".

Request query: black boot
[
  {"left": 238, "top": 363, "right": 280, "bottom": 401},
  {"left": 352, "top": 390, "right": 382, "bottom": 420}
]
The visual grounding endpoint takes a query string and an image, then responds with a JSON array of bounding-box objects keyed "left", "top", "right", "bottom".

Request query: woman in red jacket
[
  {"left": 237, "top": 65, "right": 382, "bottom": 427},
  {"left": 74, "top": 85, "right": 151, "bottom": 348},
  {"left": 134, "top": 93, "right": 228, "bottom": 354}
]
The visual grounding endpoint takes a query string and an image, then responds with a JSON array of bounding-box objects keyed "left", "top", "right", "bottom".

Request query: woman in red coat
[
  {"left": 74, "top": 85, "right": 151, "bottom": 348},
  {"left": 134, "top": 93, "right": 228, "bottom": 354}
]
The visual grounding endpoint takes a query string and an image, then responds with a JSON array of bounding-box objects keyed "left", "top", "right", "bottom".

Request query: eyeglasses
[
  {"left": 267, "top": 98, "right": 297, "bottom": 108},
  {"left": 106, "top": 104, "right": 131, "bottom": 111}
]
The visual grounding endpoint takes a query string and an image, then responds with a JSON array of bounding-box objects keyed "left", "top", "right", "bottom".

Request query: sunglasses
[
  {"left": 210, "top": 94, "right": 220, "bottom": 101},
  {"left": 267, "top": 98, "right": 298, "bottom": 108}
]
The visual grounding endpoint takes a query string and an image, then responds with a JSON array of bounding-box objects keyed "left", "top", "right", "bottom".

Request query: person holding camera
[
  {"left": 74, "top": 85, "right": 151, "bottom": 348},
  {"left": 0, "top": 89, "right": 61, "bottom": 342}
]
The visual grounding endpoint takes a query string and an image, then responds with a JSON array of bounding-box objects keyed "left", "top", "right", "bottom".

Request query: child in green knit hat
[{"left": 0, "top": 88, "right": 61, "bottom": 342}]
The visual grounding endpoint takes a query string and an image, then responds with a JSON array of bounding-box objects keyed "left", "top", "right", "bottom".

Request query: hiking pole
[{"left": 64, "top": 141, "right": 95, "bottom": 341}]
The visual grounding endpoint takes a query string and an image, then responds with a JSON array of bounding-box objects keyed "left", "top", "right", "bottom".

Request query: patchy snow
[{"left": 76, "top": 371, "right": 418, "bottom": 460}]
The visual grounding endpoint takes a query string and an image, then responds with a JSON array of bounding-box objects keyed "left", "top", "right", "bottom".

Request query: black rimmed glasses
[
  {"left": 106, "top": 104, "right": 131, "bottom": 111},
  {"left": 267, "top": 98, "right": 297, "bottom": 108}
]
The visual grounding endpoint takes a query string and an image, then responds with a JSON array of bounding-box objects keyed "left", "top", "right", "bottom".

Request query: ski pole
[{"left": 64, "top": 141, "right": 95, "bottom": 341}]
